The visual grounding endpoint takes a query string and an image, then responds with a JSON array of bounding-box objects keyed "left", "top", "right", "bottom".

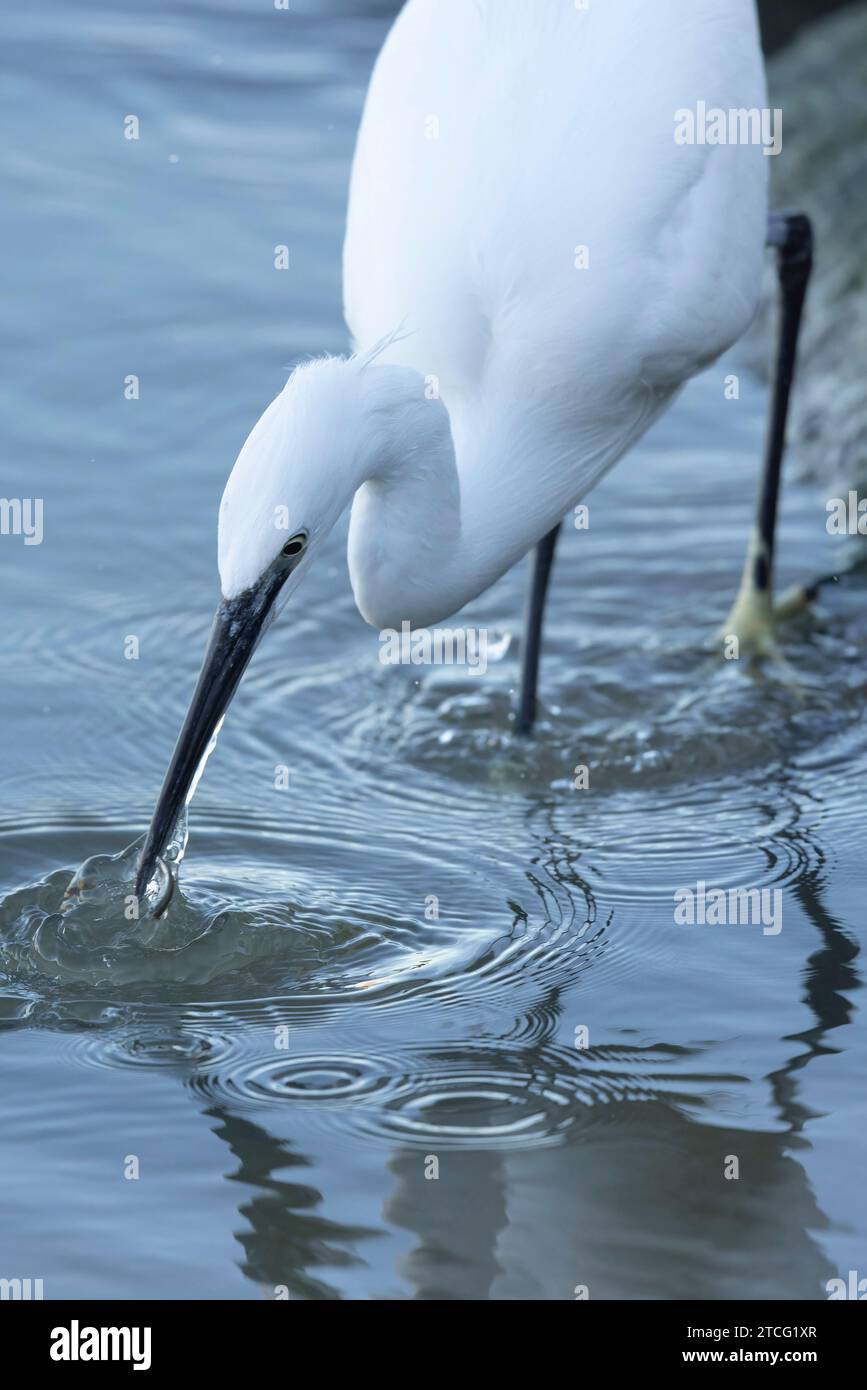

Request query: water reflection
[
  {"left": 769, "top": 840, "right": 860, "bottom": 1138},
  {"left": 208, "top": 1106, "right": 378, "bottom": 1302},
  {"left": 1, "top": 0, "right": 864, "bottom": 1300},
  {"left": 385, "top": 1108, "right": 834, "bottom": 1300}
]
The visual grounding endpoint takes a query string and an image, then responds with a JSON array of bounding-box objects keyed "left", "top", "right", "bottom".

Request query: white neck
[{"left": 348, "top": 360, "right": 580, "bottom": 629}]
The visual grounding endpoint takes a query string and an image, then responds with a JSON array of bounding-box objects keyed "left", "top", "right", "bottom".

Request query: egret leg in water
[
  {"left": 720, "top": 211, "right": 815, "bottom": 653},
  {"left": 518, "top": 211, "right": 817, "bottom": 735}
]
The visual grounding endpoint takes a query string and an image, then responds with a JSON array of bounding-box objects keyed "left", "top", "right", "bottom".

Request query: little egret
[{"left": 135, "top": 0, "right": 813, "bottom": 903}]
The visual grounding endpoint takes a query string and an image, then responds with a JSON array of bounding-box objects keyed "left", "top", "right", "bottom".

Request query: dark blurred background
[{"left": 759, "top": 0, "right": 858, "bottom": 50}]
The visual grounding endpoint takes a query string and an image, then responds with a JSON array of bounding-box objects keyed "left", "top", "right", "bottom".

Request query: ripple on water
[
  {"left": 0, "top": 807, "right": 606, "bottom": 1025},
  {"left": 69, "top": 1025, "right": 244, "bottom": 1073},
  {"left": 1, "top": 577, "right": 864, "bottom": 1083},
  {"left": 342, "top": 608, "right": 867, "bottom": 797},
  {"left": 188, "top": 1052, "right": 396, "bottom": 1107},
  {"left": 184, "top": 1038, "right": 735, "bottom": 1151},
  {"left": 572, "top": 794, "right": 819, "bottom": 910}
]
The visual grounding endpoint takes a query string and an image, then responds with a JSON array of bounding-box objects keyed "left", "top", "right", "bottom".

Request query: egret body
[{"left": 135, "top": 0, "right": 784, "bottom": 899}]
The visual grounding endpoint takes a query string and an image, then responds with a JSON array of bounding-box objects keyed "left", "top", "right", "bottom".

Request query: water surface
[{"left": 1, "top": 0, "right": 865, "bottom": 1300}]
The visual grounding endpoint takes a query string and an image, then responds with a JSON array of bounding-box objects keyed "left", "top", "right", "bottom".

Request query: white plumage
[
  {"left": 137, "top": 0, "right": 777, "bottom": 899},
  {"left": 219, "top": 0, "right": 768, "bottom": 628}
]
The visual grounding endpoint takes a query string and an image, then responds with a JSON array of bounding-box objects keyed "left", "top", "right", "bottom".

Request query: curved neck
[{"left": 347, "top": 363, "right": 576, "bottom": 629}]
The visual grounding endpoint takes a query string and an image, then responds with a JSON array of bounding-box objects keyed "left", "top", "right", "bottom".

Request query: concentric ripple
[
  {"left": 70, "top": 1025, "right": 243, "bottom": 1073},
  {"left": 183, "top": 1038, "right": 732, "bottom": 1151},
  {"left": 0, "top": 811, "right": 604, "bottom": 1021},
  {"left": 189, "top": 1052, "right": 396, "bottom": 1107}
]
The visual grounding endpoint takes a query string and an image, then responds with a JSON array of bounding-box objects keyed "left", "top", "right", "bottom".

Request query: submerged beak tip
[{"left": 134, "top": 574, "right": 283, "bottom": 904}]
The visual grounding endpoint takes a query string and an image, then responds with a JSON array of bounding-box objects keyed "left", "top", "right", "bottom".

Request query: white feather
[{"left": 220, "top": 0, "right": 768, "bottom": 629}]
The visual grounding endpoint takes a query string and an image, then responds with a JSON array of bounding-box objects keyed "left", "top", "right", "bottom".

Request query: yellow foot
[
  {"left": 715, "top": 527, "right": 820, "bottom": 659},
  {"left": 716, "top": 582, "right": 818, "bottom": 654},
  {"left": 716, "top": 586, "right": 778, "bottom": 659}
]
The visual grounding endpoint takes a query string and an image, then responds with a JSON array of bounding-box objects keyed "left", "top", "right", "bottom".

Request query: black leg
[
  {"left": 722, "top": 212, "right": 814, "bottom": 645},
  {"left": 516, "top": 521, "right": 561, "bottom": 735},
  {"left": 757, "top": 212, "right": 814, "bottom": 586}
]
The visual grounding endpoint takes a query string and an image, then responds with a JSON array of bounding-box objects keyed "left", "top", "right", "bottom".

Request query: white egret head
[
  {"left": 135, "top": 350, "right": 453, "bottom": 901},
  {"left": 217, "top": 355, "right": 366, "bottom": 602},
  {"left": 135, "top": 357, "right": 362, "bottom": 899}
]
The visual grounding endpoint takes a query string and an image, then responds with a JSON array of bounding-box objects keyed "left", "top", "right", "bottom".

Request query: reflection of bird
[{"left": 136, "top": 0, "right": 812, "bottom": 899}]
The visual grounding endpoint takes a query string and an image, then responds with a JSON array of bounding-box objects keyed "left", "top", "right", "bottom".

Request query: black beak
[{"left": 134, "top": 571, "right": 284, "bottom": 903}]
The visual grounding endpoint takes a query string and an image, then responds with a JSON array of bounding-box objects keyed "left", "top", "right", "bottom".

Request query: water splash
[{"left": 61, "top": 810, "right": 189, "bottom": 933}]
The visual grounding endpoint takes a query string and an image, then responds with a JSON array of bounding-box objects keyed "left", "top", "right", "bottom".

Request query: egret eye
[{"left": 280, "top": 532, "right": 308, "bottom": 560}]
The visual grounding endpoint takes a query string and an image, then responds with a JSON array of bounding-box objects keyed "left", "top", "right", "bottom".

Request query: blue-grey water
[{"left": 1, "top": 0, "right": 865, "bottom": 1300}]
